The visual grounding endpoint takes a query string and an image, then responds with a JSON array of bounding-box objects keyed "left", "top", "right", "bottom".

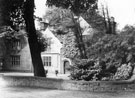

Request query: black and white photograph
[{"left": 0, "top": 0, "right": 135, "bottom": 98}]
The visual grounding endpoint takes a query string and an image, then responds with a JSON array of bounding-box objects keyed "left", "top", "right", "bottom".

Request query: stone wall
[
  {"left": 3, "top": 37, "right": 33, "bottom": 72},
  {"left": 1, "top": 75, "right": 135, "bottom": 91}
]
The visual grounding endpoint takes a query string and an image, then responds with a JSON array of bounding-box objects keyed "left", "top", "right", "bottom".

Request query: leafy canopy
[
  {"left": 46, "top": 0, "right": 98, "bottom": 15},
  {"left": 44, "top": 7, "right": 74, "bottom": 34}
]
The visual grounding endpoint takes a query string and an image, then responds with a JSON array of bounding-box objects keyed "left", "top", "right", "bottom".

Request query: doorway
[{"left": 64, "top": 61, "right": 70, "bottom": 74}]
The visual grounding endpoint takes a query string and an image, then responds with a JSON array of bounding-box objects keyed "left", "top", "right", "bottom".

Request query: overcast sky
[
  {"left": 99, "top": 0, "right": 135, "bottom": 29},
  {"left": 35, "top": 0, "right": 135, "bottom": 30},
  {"left": 34, "top": 0, "right": 47, "bottom": 17}
]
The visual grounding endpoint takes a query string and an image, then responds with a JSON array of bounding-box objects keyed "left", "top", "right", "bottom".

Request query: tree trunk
[
  {"left": 72, "top": 15, "right": 87, "bottom": 59},
  {"left": 23, "top": 0, "right": 46, "bottom": 77},
  {"left": 76, "top": 20, "right": 87, "bottom": 59},
  {"left": 0, "top": 0, "right": 10, "bottom": 26}
]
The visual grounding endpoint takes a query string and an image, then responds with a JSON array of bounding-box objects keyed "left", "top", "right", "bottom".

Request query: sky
[
  {"left": 35, "top": 0, "right": 135, "bottom": 30},
  {"left": 34, "top": 0, "right": 47, "bottom": 17},
  {"left": 98, "top": 0, "right": 135, "bottom": 29}
]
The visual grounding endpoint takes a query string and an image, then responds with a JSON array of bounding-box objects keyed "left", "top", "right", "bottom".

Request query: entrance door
[
  {"left": 0, "top": 57, "right": 3, "bottom": 70},
  {"left": 64, "top": 61, "right": 70, "bottom": 74}
]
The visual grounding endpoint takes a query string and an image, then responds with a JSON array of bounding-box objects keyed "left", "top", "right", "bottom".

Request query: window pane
[
  {"left": 11, "top": 55, "right": 20, "bottom": 66},
  {"left": 42, "top": 56, "right": 51, "bottom": 66},
  {"left": 46, "top": 62, "right": 48, "bottom": 66},
  {"left": 49, "top": 62, "right": 51, "bottom": 66},
  {"left": 49, "top": 57, "right": 51, "bottom": 66}
]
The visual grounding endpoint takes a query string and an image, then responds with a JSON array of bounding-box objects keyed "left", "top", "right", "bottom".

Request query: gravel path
[{"left": 0, "top": 86, "right": 135, "bottom": 98}]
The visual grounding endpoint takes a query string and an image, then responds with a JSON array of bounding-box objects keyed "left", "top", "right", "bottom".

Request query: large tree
[
  {"left": 46, "top": 0, "right": 97, "bottom": 15},
  {"left": 44, "top": 7, "right": 80, "bottom": 59},
  {"left": 0, "top": 0, "right": 46, "bottom": 77},
  {"left": 46, "top": 0, "right": 98, "bottom": 59},
  {"left": 23, "top": 0, "right": 45, "bottom": 77}
]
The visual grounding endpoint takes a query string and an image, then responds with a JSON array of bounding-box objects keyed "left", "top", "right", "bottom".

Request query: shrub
[
  {"left": 69, "top": 58, "right": 113, "bottom": 81},
  {"left": 36, "top": 30, "right": 48, "bottom": 52},
  {"left": 70, "top": 26, "right": 135, "bottom": 81},
  {"left": 85, "top": 30, "right": 135, "bottom": 78},
  {"left": 113, "top": 63, "right": 133, "bottom": 80},
  {"left": 61, "top": 31, "right": 80, "bottom": 59}
]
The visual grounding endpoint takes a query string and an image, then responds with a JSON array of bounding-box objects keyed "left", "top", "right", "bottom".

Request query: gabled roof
[
  {"left": 35, "top": 16, "right": 96, "bottom": 44},
  {"left": 79, "top": 16, "right": 97, "bottom": 36},
  {"left": 41, "top": 28, "right": 62, "bottom": 53}
]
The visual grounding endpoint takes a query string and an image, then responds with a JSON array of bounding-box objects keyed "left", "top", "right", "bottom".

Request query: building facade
[
  {"left": 41, "top": 28, "right": 71, "bottom": 74},
  {"left": 0, "top": 16, "right": 93, "bottom": 74},
  {"left": 0, "top": 28, "right": 71, "bottom": 74},
  {"left": 1, "top": 30, "right": 33, "bottom": 72}
]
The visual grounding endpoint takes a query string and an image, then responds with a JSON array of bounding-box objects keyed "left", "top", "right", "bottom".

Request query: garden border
[{"left": 0, "top": 75, "right": 135, "bottom": 91}]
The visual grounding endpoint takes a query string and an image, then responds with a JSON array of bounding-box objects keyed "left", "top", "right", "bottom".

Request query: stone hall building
[{"left": 0, "top": 16, "right": 93, "bottom": 74}]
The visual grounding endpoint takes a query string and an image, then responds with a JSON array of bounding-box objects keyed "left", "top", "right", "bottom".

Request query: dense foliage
[
  {"left": 46, "top": 0, "right": 97, "bottom": 15},
  {"left": 69, "top": 25, "right": 135, "bottom": 81},
  {"left": 46, "top": 0, "right": 99, "bottom": 60},
  {"left": 69, "top": 59, "right": 105, "bottom": 81},
  {"left": 61, "top": 30, "right": 80, "bottom": 59},
  {"left": 0, "top": 0, "right": 46, "bottom": 77},
  {"left": 0, "top": 26, "right": 25, "bottom": 43},
  {"left": 1, "top": 0, "right": 48, "bottom": 53},
  {"left": 9, "top": 0, "right": 25, "bottom": 30},
  {"left": 44, "top": 7, "right": 87, "bottom": 59},
  {"left": 1, "top": 0, "right": 25, "bottom": 29},
  {"left": 44, "top": 7, "right": 74, "bottom": 34},
  {"left": 113, "top": 63, "right": 133, "bottom": 80},
  {"left": 83, "top": 9, "right": 105, "bottom": 32},
  {"left": 86, "top": 32, "right": 135, "bottom": 67},
  {"left": 36, "top": 30, "right": 48, "bottom": 52}
]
